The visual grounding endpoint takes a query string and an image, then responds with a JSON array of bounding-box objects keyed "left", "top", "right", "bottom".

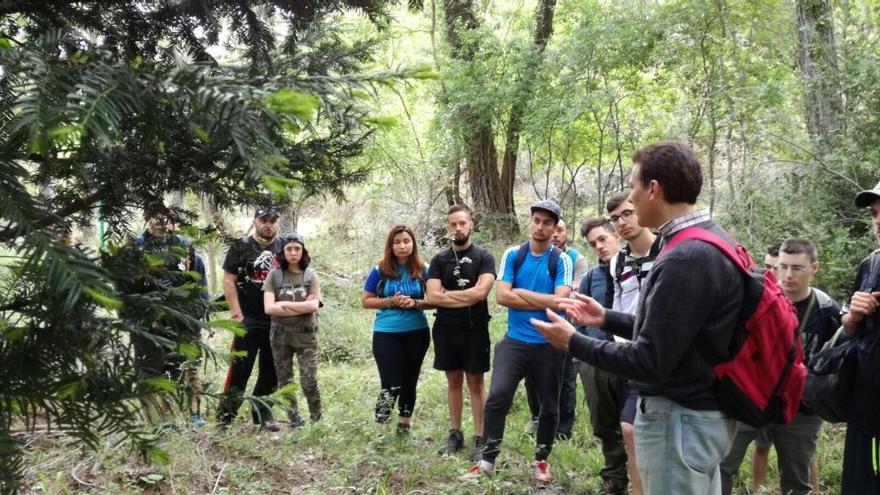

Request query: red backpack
[{"left": 661, "top": 227, "right": 806, "bottom": 427}]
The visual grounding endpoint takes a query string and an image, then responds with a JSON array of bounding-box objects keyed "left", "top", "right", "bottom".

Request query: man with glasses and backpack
[{"left": 720, "top": 239, "right": 840, "bottom": 495}]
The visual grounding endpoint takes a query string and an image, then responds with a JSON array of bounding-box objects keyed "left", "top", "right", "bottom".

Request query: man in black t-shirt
[
  {"left": 217, "top": 207, "right": 285, "bottom": 430},
  {"left": 427, "top": 205, "right": 496, "bottom": 456}
]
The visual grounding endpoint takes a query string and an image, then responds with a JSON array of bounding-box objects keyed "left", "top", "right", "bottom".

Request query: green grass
[{"left": 17, "top": 238, "right": 848, "bottom": 494}]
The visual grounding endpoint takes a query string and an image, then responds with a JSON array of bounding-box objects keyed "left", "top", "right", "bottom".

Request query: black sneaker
[
  {"left": 396, "top": 422, "right": 411, "bottom": 436},
  {"left": 600, "top": 478, "right": 627, "bottom": 494},
  {"left": 260, "top": 420, "right": 282, "bottom": 433},
  {"left": 438, "top": 429, "right": 464, "bottom": 455}
]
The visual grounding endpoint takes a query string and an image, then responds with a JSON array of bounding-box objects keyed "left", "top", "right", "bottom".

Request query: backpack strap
[
  {"left": 270, "top": 267, "right": 284, "bottom": 292},
  {"left": 513, "top": 241, "right": 531, "bottom": 281},
  {"left": 659, "top": 227, "right": 754, "bottom": 274},
  {"left": 548, "top": 245, "right": 560, "bottom": 282},
  {"left": 611, "top": 249, "right": 625, "bottom": 282}
]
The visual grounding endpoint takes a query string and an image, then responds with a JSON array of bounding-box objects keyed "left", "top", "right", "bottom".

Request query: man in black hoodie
[{"left": 532, "top": 141, "right": 741, "bottom": 494}]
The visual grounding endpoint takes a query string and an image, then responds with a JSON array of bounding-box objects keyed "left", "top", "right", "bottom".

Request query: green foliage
[{"left": 0, "top": 0, "right": 429, "bottom": 490}]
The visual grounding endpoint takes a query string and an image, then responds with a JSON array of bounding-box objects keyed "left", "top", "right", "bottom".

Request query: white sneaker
[{"left": 459, "top": 460, "right": 494, "bottom": 481}]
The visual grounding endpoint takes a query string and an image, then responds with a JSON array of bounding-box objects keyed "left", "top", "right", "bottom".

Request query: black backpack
[{"left": 803, "top": 251, "right": 880, "bottom": 424}]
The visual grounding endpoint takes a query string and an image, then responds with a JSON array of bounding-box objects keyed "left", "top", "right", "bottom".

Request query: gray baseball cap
[
  {"left": 530, "top": 200, "right": 562, "bottom": 222},
  {"left": 855, "top": 180, "right": 880, "bottom": 208}
]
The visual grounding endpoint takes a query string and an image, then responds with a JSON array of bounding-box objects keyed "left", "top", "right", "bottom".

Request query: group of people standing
[{"left": 137, "top": 140, "right": 880, "bottom": 495}]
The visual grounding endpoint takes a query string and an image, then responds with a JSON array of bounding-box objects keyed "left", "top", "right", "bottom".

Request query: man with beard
[
  {"left": 217, "top": 207, "right": 286, "bottom": 431},
  {"left": 427, "top": 204, "right": 497, "bottom": 456}
]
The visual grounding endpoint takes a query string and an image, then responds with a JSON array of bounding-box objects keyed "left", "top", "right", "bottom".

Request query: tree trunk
[
  {"left": 443, "top": 0, "right": 514, "bottom": 233},
  {"left": 500, "top": 0, "right": 557, "bottom": 222},
  {"left": 796, "top": 0, "right": 843, "bottom": 151},
  {"left": 199, "top": 194, "right": 219, "bottom": 297}
]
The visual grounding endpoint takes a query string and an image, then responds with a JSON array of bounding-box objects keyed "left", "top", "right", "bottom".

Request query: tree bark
[
  {"left": 796, "top": 0, "right": 843, "bottom": 151},
  {"left": 443, "top": 0, "right": 514, "bottom": 232},
  {"left": 500, "top": 0, "right": 557, "bottom": 221}
]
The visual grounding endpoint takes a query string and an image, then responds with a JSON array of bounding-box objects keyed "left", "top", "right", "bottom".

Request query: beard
[{"left": 452, "top": 232, "right": 470, "bottom": 246}]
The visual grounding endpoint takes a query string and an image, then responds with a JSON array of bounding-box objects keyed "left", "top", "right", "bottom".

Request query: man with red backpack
[{"left": 531, "top": 141, "right": 745, "bottom": 494}]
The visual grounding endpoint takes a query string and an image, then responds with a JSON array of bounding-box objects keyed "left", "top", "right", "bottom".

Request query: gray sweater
[{"left": 568, "top": 220, "right": 743, "bottom": 410}]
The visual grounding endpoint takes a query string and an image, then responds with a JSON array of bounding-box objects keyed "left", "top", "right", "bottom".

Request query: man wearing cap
[
  {"left": 839, "top": 181, "right": 880, "bottom": 494},
  {"left": 524, "top": 217, "right": 587, "bottom": 440},
  {"left": 217, "top": 207, "right": 286, "bottom": 430},
  {"left": 463, "top": 200, "right": 572, "bottom": 483}
]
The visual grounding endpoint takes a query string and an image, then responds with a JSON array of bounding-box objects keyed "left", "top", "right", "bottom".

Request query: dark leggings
[{"left": 372, "top": 329, "right": 430, "bottom": 421}]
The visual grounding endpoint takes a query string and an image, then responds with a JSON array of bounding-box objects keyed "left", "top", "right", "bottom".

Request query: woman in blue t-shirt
[{"left": 361, "top": 224, "right": 432, "bottom": 435}]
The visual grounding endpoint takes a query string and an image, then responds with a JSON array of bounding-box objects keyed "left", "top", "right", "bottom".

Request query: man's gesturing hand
[
  {"left": 531, "top": 309, "right": 577, "bottom": 350},
  {"left": 556, "top": 294, "right": 606, "bottom": 328}
]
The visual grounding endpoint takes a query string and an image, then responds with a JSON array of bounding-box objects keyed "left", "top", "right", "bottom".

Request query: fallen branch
[{"left": 211, "top": 463, "right": 227, "bottom": 495}]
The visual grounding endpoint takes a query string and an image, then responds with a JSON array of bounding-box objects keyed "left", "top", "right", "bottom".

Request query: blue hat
[{"left": 530, "top": 200, "right": 562, "bottom": 222}]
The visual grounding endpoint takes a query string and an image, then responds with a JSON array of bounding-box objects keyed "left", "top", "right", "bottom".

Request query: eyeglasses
[
  {"left": 777, "top": 263, "right": 809, "bottom": 274},
  {"left": 610, "top": 209, "right": 635, "bottom": 224}
]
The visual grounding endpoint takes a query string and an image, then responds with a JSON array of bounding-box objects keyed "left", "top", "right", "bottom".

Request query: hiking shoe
[
  {"left": 187, "top": 413, "right": 207, "bottom": 428},
  {"left": 260, "top": 420, "right": 282, "bottom": 433},
  {"left": 600, "top": 479, "right": 627, "bottom": 494},
  {"left": 459, "top": 460, "right": 494, "bottom": 481},
  {"left": 533, "top": 460, "right": 552, "bottom": 483},
  {"left": 438, "top": 429, "right": 464, "bottom": 455},
  {"left": 396, "top": 422, "right": 411, "bottom": 436}
]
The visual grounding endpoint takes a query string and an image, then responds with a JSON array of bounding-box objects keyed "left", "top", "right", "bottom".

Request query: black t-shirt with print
[
  {"left": 222, "top": 236, "right": 285, "bottom": 321},
  {"left": 794, "top": 290, "right": 840, "bottom": 363},
  {"left": 427, "top": 244, "right": 496, "bottom": 329}
]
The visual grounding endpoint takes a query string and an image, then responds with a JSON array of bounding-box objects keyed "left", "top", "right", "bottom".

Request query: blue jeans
[{"left": 635, "top": 396, "right": 736, "bottom": 495}]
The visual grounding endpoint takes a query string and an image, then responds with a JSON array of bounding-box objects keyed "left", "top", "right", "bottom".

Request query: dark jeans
[
  {"left": 372, "top": 329, "right": 430, "bottom": 420},
  {"left": 482, "top": 337, "right": 565, "bottom": 463},
  {"left": 217, "top": 319, "right": 278, "bottom": 425},
  {"left": 720, "top": 412, "right": 823, "bottom": 495},
  {"left": 525, "top": 353, "right": 577, "bottom": 438},
  {"left": 578, "top": 361, "right": 628, "bottom": 486},
  {"left": 841, "top": 424, "right": 880, "bottom": 494}
]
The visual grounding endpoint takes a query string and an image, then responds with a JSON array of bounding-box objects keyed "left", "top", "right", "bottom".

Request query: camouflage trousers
[{"left": 270, "top": 322, "right": 322, "bottom": 425}]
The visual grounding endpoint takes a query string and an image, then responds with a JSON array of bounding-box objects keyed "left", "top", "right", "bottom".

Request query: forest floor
[{"left": 17, "top": 238, "right": 848, "bottom": 494}]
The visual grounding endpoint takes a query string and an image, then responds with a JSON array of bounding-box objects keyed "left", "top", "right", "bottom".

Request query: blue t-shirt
[
  {"left": 499, "top": 245, "right": 572, "bottom": 343},
  {"left": 364, "top": 264, "right": 429, "bottom": 333}
]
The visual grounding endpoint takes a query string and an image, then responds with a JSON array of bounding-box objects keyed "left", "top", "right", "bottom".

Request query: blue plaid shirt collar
[{"left": 658, "top": 209, "right": 711, "bottom": 238}]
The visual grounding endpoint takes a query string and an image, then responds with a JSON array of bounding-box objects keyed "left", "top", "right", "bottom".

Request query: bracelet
[{"left": 385, "top": 297, "right": 393, "bottom": 309}]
